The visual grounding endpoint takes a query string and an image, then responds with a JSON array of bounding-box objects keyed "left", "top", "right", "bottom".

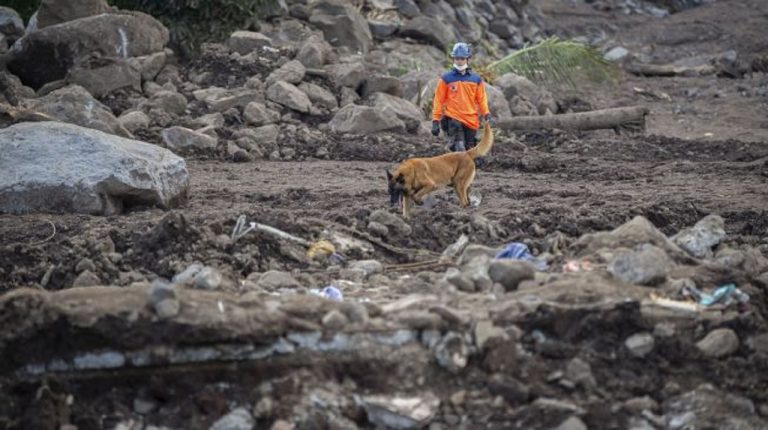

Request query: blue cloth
[
  {"left": 321, "top": 286, "right": 343, "bottom": 302},
  {"left": 495, "top": 242, "right": 548, "bottom": 271}
]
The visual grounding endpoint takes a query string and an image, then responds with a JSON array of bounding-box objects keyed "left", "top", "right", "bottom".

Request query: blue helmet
[{"left": 450, "top": 42, "right": 471, "bottom": 58}]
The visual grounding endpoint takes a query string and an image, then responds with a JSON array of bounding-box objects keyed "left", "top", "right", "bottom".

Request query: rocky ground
[{"left": 1, "top": 0, "right": 768, "bottom": 429}]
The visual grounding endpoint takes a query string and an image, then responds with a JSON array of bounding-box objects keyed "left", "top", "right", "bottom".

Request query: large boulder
[
  {"left": 8, "top": 12, "right": 169, "bottom": 89},
  {"left": 399, "top": 16, "right": 455, "bottom": 50},
  {"left": 22, "top": 85, "right": 131, "bottom": 137},
  {"left": 66, "top": 58, "right": 142, "bottom": 98},
  {"left": 484, "top": 84, "right": 514, "bottom": 122},
  {"left": 360, "top": 73, "right": 403, "bottom": 98},
  {"left": 493, "top": 72, "right": 558, "bottom": 115},
  {"left": 266, "top": 59, "right": 306, "bottom": 86},
  {"left": 0, "top": 6, "right": 25, "bottom": 43},
  {"left": 309, "top": 0, "right": 373, "bottom": 54},
  {"left": 326, "top": 62, "right": 367, "bottom": 90},
  {"left": 34, "top": 0, "right": 111, "bottom": 30},
  {"left": 329, "top": 103, "right": 405, "bottom": 134},
  {"left": 227, "top": 30, "right": 272, "bottom": 55},
  {"left": 367, "top": 92, "right": 423, "bottom": 132},
  {"left": 161, "top": 126, "right": 218, "bottom": 155},
  {"left": 266, "top": 81, "right": 312, "bottom": 113},
  {"left": 0, "top": 122, "right": 188, "bottom": 215}
]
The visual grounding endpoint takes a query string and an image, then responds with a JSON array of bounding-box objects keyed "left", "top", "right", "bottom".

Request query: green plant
[
  {"left": 109, "top": 0, "right": 278, "bottom": 57},
  {"left": 487, "top": 36, "right": 619, "bottom": 88}
]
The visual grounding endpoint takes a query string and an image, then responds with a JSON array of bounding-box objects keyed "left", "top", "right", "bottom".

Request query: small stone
[
  {"left": 75, "top": 258, "right": 97, "bottom": 273},
  {"left": 449, "top": 390, "right": 466, "bottom": 406},
  {"left": 194, "top": 266, "right": 222, "bottom": 290},
  {"left": 624, "top": 396, "right": 659, "bottom": 413},
  {"left": 672, "top": 214, "right": 726, "bottom": 259},
  {"left": 565, "top": 357, "right": 596, "bottom": 389},
  {"left": 608, "top": 244, "right": 670, "bottom": 286},
  {"left": 474, "top": 320, "right": 508, "bottom": 350},
  {"left": 604, "top": 46, "right": 629, "bottom": 62},
  {"left": 434, "top": 332, "right": 470, "bottom": 373},
  {"left": 134, "top": 397, "right": 156, "bottom": 414},
  {"left": 696, "top": 328, "right": 739, "bottom": 358},
  {"left": 654, "top": 322, "right": 676, "bottom": 338},
  {"left": 209, "top": 407, "right": 254, "bottom": 430},
  {"left": 148, "top": 279, "right": 176, "bottom": 303},
  {"left": 487, "top": 260, "right": 535, "bottom": 291},
  {"left": 154, "top": 298, "right": 180, "bottom": 319},
  {"left": 270, "top": 419, "right": 294, "bottom": 430},
  {"left": 367, "top": 221, "right": 389, "bottom": 236},
  {"left": 340, "top": 302, "right": 369, "bottom": 323},
  {"left": 445, "top": 268, "right": 475, "bottom": 292},
  {"left": 72, "top": 270, "right": 101, "bottom": 287},
  {"left": 625, "top": 332, "right": 655, "bottom": 358},
  {"left": 321, "top": 309, "right": 349, "bottom": 330},
  {"left": 554, "top": 416, "right": 588, "bottom": 430},
  {"left": 348, "top": 259, "right": 384, "bottom": 276}
]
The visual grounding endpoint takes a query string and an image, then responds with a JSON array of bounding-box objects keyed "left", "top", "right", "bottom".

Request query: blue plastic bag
[{"left": 495, "top": 242, "right": 548, "bottom": 271}]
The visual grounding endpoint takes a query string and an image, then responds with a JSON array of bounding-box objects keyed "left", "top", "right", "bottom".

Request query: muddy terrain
[{"left": 1, "top": 0, "right": 768, "bottom": 429}]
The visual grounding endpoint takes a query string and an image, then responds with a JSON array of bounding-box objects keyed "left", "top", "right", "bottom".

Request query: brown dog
[{"left": 387, "top": 122, "right": 493, "bottom": 219}]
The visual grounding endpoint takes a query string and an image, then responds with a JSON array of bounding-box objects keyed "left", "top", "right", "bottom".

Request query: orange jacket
[{"left": 432, "top": 68, "right": 490, "bottom": 130}]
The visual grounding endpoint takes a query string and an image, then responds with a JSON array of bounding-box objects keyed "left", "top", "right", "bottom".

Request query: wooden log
[
  {"left": 627, "top": 63, "right": 717, "bottom": 77},
  {"left": 496, "top": 106, "right": 650, "bottom": 133}
]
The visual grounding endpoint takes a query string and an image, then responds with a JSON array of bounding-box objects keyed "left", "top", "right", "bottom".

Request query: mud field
[{"left": 1, "top": 0, "right": 768, "bottom": 429}]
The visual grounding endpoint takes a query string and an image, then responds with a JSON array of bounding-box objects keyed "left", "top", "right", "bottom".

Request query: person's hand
[
  {"left": 431, "top": 120, "right": 440, "bottom": 136},
  {"left": 483, "top": 113, "right": 494, "bottom": 126}
]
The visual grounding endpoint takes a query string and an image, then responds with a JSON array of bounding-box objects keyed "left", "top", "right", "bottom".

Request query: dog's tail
[{"left": 467, "top": 121, "right": 493, "bottom": 159}]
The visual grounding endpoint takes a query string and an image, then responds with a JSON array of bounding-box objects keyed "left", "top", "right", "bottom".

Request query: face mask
[{"left": 454, "top": 63, "right": 468, "bottom": 72}]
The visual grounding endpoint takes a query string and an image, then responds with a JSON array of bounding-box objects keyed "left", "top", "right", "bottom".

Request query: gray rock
[
  {"left": 361, "top": 74, "right": 403, "bottom": 98},
  {"left": 322, "top": 309, "right": 349, "bottom": 330},
  {"left": 368, "top": 20, "right": 399, "bottom": 38},
  {"left": 188, "top": 112, "right": 225, "bottom": 130},
  {"left": 128, "top": 51, "right": 167, "bottom": 82},
  {"left": 194, "top": 267, "right": 223, "bottom": 290},
  {"left": 565, "top": 357, "right": 596, "bottom": 389},
  {"left": 257, "top": 270, "right": 300, "bottom": 290},
  {"left": 266, "top": 60, "right": 306, "bottom": 86},
  {"left": 366, "top": 92, "right": 422, "bottom": 132},
  {"left": 309, "top": 0, "right": 373, "bottom": 53},
  {"left": 348, "top": 259, "right": 384, "bottom": 276},
  {"left": 72, "top": 270, "right": 101, "bottom": 287},
  {"left": 162, "top": 126, "right": 218, "bottom": 154},
  {"left": 487, "top": 260, "right": 535, "bottom": 291},
  {"left": 672, "top": 214, "right": 726, "bottom": 259},
  {"left": 608, "top": 244, "right": 671, "bottom": 286},
  {"left": 462, "top": 254, "right": 492, "bottom": 291},
  {"left": 604, "top": 46, "right": 629, "bottom": 62},
  {"left": 0, "top": 122, "right": 188, "bottom": 215},
  {"left": 23, "top": 85, "right": 131, "bottom": 137},
  {"left": 474, "top": 320, "right": 508, "bottom": 349},
  {"left": 209, "top": 407, "right": 254, "bottom": 430},
  {"left": 243, "top": 102, "right": 281, "bottom": 126},
  {"left": 298, "top": 82, "right": 338, "bottom": 109},
  {"left": 442, "top": 234, "right": 470, "bottom": 259},
  {"left": 0, "top": 6, "right": 25, "bottom": 43},
  {"left": 227, "top": 30, "right": 272, "bottom": 55},
  {"left": 493, "top": 72, "right": 558, "bottom": 115},
  {"left": 625, "top": 332, "right": 655, "bottom": 358},
  {"left": 554, "top": 416, "right": 588, "bottom": 430},
  {"left": 149, "top": 90, "right": 188, "bottom": 116},
  {"left": 8, "top": 12, "right": 168, "bottom": 90},
  {"left": 484, "top": 83, "right": 515, "bottom": 121},
  {"left": 663, "top": 384, "right": 764, "bottom": 429},
  {"left": 296, "top": 35, "right": 332, "bottom": 68},
  {"left": 326, "top": 62, "right": 367, "bottom": 89},
  {"left": 400, "top": 16, "right": 455, "bottom": 50},
  {"left": 367, "top": 221, "right": 389, "bottom": 236},
  {"left": 34, "top": 0, "right": 110, "bottom": 29},
  {"left": 434, "top": 332, "right": 470, "bottom": 374},
  {"left": 119, "top": 110, "right": 151, "bottom": 133},
  {"left": 148, "top": 279, "right": 176, "bottom": 303},
  {"left": 624, "top": 396, "right": 659, "bottom": 413},
  {"left": 329, "top": 103, "right": 405, "bottom": 134},
  {"left": 369, "top": 209, "right": 411, "bottom": 236},
  {"left": 66, "top": 58, "right": 142, "bottom": 98},
  {"left": 396, "top": 0, "right": 421, "bottom": 18},
  {"left": 154, "top": 298, "right": 180, "bottom": 319},
  {"left": 339, "top": 87, "right": 361, "bottom": 107},
  {"left": 133, "top": 397, "right": 157, "bottom": 414},
  {"left": 361, "top": 392, "right": 440, "bottom": 430},
  {"left": 252, "top": 124, "right": 280, "bottom": 147},
  {"left": 192, "top": 87, "right": 262, "bottom": 112},
  {"left": 266, "top": 81, "right": 312, "bottom": 113},
  {"left": 445, "top": 268, "right": 475, "bottom": 292},
  {"left": 696, "top": 328, "right": 739, "bottom": 358}
]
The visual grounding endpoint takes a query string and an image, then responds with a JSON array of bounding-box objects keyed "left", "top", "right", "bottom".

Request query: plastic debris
[
  {"left": 562, "top": 259, "right": 595, "bottom": 273},
  {"left": 495, "top": 242, "right": 548, "bottom": 271},
  {"left": 310, "top": 285, "right": 343, "bottom": 302},
  {"left": 681, "top": 284, "right": 750, "bottom": 311}
]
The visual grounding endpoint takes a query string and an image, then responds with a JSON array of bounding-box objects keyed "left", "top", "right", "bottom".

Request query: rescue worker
[{"left": 431, "top": 42, "right": 492, "bottom": 153}]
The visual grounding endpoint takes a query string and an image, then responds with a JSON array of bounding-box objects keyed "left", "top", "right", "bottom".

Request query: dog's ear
[{"left": 386, "top": 169, "right": 393, "bottom": 180}]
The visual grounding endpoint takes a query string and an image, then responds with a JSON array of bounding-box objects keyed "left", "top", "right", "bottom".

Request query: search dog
[{"left": 386, "top": 122, "right": 493, "bottom": 219}]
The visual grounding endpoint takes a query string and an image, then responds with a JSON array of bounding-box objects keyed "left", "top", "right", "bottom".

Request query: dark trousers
[{"left": 441, "top": 117, "right": 477, "bottom": 152}]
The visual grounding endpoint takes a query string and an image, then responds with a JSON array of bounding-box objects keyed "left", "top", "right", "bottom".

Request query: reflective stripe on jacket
[{"left": 431, "top": 68, "right": 490, "bottom": 130}]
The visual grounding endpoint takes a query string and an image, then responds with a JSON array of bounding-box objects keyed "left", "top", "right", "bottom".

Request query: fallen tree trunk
[
  {"left": 627, "top": 62, "right": 717, "bottom": 77},
  {"left": 496, "top": 106, "right": 649, "bottom": 133}
]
